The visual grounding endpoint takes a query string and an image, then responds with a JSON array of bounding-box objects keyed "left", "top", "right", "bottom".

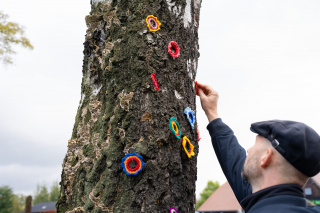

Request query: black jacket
[{"left": 207, "top": 118, "right": 320, "bottom": 213}]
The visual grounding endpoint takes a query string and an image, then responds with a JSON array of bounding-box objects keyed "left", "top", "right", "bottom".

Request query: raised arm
[{"left": 197, "top": 82, "right": 252, "bottom": 202}]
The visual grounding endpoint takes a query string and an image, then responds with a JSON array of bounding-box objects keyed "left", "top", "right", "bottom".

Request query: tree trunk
[
  {"left": 25, "top": 196, "right": 32, "bottom": 213},
  {"left": 57, "top": 0, "right": 202, "bottom": 212}
]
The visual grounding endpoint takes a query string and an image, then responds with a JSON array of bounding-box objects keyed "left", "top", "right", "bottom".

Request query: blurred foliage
[
  {"left": 0, "top": 185, "right": 14, "bottom": 213},
  {"left": 196, "top": 180, "right": 220, "bottom": 210},
  {"left": 49, "top": 181, "right": 60, "bottom": 202},
  {"left": 33, "top": 183, "right": 49, "bottom": 205},
  {"left": 12, "top": 194, "right": 26, "bottom": 212},
  {"left": 0, "top": 181, "right": 59, "bottom": 212},
  {"left": 33, "top": 181, "right": 60, "bottom": 205},
  {"left": 0, "top": 11, "right": 33, "bottom": 64}
]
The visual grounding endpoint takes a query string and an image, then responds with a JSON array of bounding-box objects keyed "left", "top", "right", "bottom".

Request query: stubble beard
[
  {"left": 241, "top": 160, "right": 250, "bottom": 182},
  {"left": 241, "top": 155, "right": 260, "bottom": 184}
]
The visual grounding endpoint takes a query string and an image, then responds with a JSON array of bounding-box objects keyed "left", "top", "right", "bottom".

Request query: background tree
[
  {"left": 12, "top": 194, "right": 26, "bottom": 213},
  {"left": 49, "top": 181, "right": 60, "bottom": 202},
  {"left": 33, "top": 183, "right": 49, "bottom": 205},
  {"left": 0, "top": 11, "right": 33, "bottom": 64},
  {"left": 195, "top": 180, "right": 220, "bottom": 210},
  {"left": 31, "top": 181, "right": 60, "bottom": 205},
  {"left": 0, "top": 185, "right": 14, "bottom": 213},
  {"left": 57, "top": 0, "right": 202, "bottom": 212}
]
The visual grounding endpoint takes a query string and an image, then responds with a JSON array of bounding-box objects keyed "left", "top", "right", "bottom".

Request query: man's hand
[{"left": 197, "top": 82, "right": 219, "bottom": 122}]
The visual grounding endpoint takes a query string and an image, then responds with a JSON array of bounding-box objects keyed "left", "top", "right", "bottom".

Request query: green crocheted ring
[{"left": 170, "top": 117, "right": 181, "bottom": 139}]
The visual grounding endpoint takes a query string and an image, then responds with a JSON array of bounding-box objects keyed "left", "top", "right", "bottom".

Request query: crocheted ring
[
  {"left": 151, "top": 73, "right": 160, "bottom": 90},
  {"left": 169, "top": 207, "right": 178, "bottom": 213},
  {"left": 197, "top": 127, "right": 201, "bottom": 142},
  {"left": 146, "top": 15, "right": 161, "bottom": 32},
  {"left": 168, "top": 41, "right": 180, "bottom": 58},
  {"left": 195, "top": 81, "right": 199, "bottom": 95},
  {"left": 121, "top": 153, "right": 145, "bottom": 175},
  {"left": 184, "top": 107, "right": 195, "bottom": 129},
  {"left": 182, "top": 136, "right": 195, "bottom": 158},
  {"left": 170, "top": 117, "right": 181, "bottom": 139}
]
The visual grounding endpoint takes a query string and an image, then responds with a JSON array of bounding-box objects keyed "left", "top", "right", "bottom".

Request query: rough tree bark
[{"left": 57, "top": 0, "right": 202, "bottom": 212}]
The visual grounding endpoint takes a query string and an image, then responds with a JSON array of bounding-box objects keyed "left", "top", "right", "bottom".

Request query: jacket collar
[{"left": 240, "top": 183, "right": 305, "bottom": 212}]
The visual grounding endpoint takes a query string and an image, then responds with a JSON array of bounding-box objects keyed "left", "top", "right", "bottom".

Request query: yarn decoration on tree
[
  {"left": 169, "top": 207, "right": 178, "bottom": 213},
  {"left": 197, "top": 127, "right": 201, "bottom": 142},
  {"left": 151, "top": 73, "right": 160, "bottom": 90},
  {"left": 182, "top": 136, "right": 195, "bottom": 158},
  {"left": 170, "top": 117, "right": 181, "bottom": 139},
  {"left": 121, "top": 152, "right": 145, "bottom": 175},
  {"left": 195, "top": 81, "right": 199, "bottom": 95},
  {"left": 184, "top": 107, "right": 195, "bottom": 129},
  {"left": 168, "top": 41, "right": 180, "bottom": 58},
  {"left": 146, "top": 15, "right": 161, "bottom": 32}
]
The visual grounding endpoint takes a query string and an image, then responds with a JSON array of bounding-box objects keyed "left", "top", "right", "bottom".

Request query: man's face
[{"left": 241, "top": 135, "right": 268, "bottom": 183}]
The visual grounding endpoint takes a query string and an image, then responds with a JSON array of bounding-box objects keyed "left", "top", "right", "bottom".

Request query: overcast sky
[{"left": 1, "top": 0, "right": 320, "bottom": 200}]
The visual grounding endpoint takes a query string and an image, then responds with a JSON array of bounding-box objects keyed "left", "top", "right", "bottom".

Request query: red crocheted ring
[
  {"left": 195, "top": 81, "right": 199, "bottom": 95},
  {"left": 151, "top": 73, "right": 160, "bottom": 90},
  {"left": 125, "top": 156, "right": 141, "bottom": 172},
  {"left": 168, "top": 41, "right": 180, "bottom": 58},
  {"left": 121, "top": 153, "right": 145, "bottom": 175}
]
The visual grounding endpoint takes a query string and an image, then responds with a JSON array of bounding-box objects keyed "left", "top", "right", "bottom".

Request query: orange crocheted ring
[{"left": 168, "top": 41, "right": 180, "bottom": 58}]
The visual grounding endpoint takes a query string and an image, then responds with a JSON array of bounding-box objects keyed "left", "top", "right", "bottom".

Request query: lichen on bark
[{"left": 57, "top": 0, "right": 202, "bottom": 212}]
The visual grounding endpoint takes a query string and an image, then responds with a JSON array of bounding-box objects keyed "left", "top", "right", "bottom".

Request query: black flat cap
[{"left": 250, "top": 120, "right": 320, "bottom": 177}]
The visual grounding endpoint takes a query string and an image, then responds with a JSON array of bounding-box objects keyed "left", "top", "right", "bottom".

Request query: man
[{"left": 197, "top": 82, "right": 320, "bottom": 213}]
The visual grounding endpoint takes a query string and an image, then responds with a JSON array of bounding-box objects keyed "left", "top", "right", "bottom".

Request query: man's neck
[{"left": 251, "top": 177, "right": 303, "bottom": 193}]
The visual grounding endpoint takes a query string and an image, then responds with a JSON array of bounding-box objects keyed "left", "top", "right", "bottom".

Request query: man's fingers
[
  {"left": 198, "top": 87, "right": 205, "bottom": 98},
  {"left": 197, "top": 82, "right": 209, "bottom": 90},
  {"left": 197, "top": 82, "right": 213, "bottom": 96}
]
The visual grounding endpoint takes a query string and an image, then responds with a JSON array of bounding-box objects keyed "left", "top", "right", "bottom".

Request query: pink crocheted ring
[
  {"left": 197, "top": 126, "right": 201, "bottom": 142},
  {"left": 195, "top": 81, "right": 199, "bottom": 95},
  {"left": 151, "top": 73, "right": 159, "bottom": 90},
  {"left": 168, "top": 41, "right": 180, "bottom": 58},
  {"left": 169, "top": 207, "right": 178, "bottom": 213},
  {"left": 146, "top": 15, "right": 161, "bottom": 32}
]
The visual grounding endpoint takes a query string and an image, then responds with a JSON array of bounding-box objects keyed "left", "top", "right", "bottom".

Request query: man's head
[
  {"left": 242, "top": 120, "right": 320, "bottom": 190},
  {"left": 241, "top": 135, "right": 309, "bottom": 188}
]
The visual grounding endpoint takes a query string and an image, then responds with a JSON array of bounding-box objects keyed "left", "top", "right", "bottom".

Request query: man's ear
[{"left": 260, "top": 148, "right": 273, "bottom": 168}]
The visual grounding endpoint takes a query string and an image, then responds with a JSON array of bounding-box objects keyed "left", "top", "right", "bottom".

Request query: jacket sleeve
[{"left": 207, "top": 118, "right": 252, "bottom": 202}]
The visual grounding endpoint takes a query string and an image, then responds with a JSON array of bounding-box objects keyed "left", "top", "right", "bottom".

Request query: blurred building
[
  {"left": 20, "top": 201, "right": 56, "bottom": 213},
  {"left": 305, "top": 173, "right": 320, "bottom": 205},
  {"left": 197, "top": 182, "right": 242, "bottom": 213}
]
